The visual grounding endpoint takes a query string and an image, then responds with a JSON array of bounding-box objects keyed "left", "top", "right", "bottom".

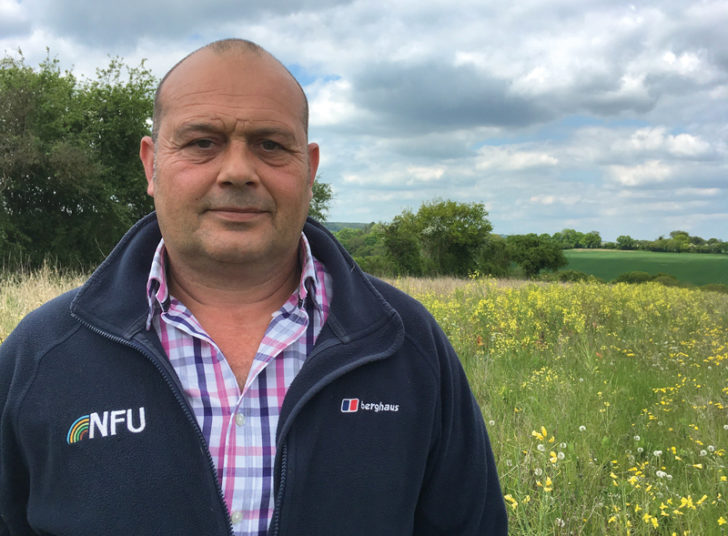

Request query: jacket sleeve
[
  {"left": 0, "top": 323, "right": 33, "bottom": 535},
  {"left": 413, "top": 325, "right": 508, "bottom": 535}
]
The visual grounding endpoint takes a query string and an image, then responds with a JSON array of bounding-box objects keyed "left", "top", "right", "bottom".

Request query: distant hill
[{"left": 322, "top": 222, "right": 372, "bottom": 232}]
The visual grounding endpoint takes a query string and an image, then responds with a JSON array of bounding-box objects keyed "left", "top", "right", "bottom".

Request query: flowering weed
[{"left": 395, "top": 277, "right": 728, "bottom": 535}]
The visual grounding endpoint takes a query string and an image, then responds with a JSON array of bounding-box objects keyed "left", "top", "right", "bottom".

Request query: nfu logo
[{"left": 66, "top": 407, "right": 146, "bottom": 445}]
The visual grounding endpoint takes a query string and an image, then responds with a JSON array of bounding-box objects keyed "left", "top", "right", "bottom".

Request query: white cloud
[
  {"left": 0, "top": 0, "right": 29, "bottom": 37},
  {"left": 608, "top": 160, "right": 673, "bottom": 186},
  {"left": 611, "top": 127, "right": 712, "bottom": 159},
  {"left": 476, "top": 146, "right": 559, "bottom": 171},
  {"left": 309, "top": 78, "right": 360, "bottom": 127},
  {"left": 529, "top": 194, "right": 582, "bottom": 206},
  {"left": 661, "top": 50, "right": 702, "bottom": 76},
  {"left": 406, "top": 166, "right": 445, "bottom": 182}
]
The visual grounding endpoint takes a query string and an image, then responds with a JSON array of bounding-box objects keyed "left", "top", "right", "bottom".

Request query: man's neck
[{"left": 165, "top": 249, "right": 301, "bottom": 321}]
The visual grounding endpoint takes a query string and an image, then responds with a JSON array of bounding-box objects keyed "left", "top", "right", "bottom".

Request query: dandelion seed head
[
  {"left": 700, "top": 450, "right": 707, "bottom": 456},
  {"left": 558, "top": 451, "right": 565, "bottom": 460},
  {"left": 534, "top": 468, "right": 543, "bottom": 476},
  {"left": 634, "top": 435, "right": 641, "bottom": 441},
  {"left": 579, "top": 425, "right": 586, "bottom": 432},
  {"left": 637, "top": 447, "right": 644, "bottom": 454},
  {"left": 537, "top": 444, "right": 546, "bottom": 452},
  {"left": 489, "top": 420, "right": 495, "bottom": 426}
]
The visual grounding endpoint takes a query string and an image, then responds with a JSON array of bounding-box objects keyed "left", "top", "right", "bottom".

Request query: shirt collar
[{"left": 145, "top": 233, "right": 322, "bottom": 330}]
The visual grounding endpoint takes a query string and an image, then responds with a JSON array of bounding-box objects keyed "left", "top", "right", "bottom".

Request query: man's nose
[{"left": 216, "top": 140, "right": 259, "bottom": 186}]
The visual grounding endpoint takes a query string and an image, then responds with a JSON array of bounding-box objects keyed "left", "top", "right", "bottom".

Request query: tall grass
[
  {"left": 0, "top": 265, "right": 84, "bottom": 343},
  {"left": 393, "top": 276, "right": 728, "bottom": 535}
]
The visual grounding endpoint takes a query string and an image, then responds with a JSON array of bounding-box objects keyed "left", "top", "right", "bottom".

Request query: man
[{"left": 0, "top": 39, "right": 507, "bottom": 535}]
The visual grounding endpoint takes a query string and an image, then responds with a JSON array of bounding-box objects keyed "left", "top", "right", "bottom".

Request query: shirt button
[
  {"left": 235, "top": 413, "right": 245, "bottom": 426},
  {"left": 231, "top": 510, "right": 243, "bottom": 524}
]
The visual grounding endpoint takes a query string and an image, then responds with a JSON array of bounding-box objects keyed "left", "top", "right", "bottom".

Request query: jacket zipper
[
  {"left": 72, "top": 316, "right": 235, "bottom": 536},
  {"left": 269, "top": 443, "right": 288, "bottom": 536}
]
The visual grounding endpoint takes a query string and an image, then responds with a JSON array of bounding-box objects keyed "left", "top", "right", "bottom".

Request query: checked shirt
[{"left": 145, "top": 234, "right": 331, "bottom": 536}]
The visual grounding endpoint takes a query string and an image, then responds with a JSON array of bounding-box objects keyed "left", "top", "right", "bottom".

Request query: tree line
[
  {"left": 336, "top": 214, "right": 727, "bottom": 279},
  {"left": 1, "top": 53, "right": 156, "bottom": 268},
  {"left": 335, "top": 200, "right": 568, "bottom": 278},
  {"left": 550, "top": 228, "right": 727, "bottom": 254}
]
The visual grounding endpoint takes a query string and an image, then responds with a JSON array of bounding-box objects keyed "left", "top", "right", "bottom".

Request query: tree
[
  {"left": 383, "top": 200, "right": 493, "bottom": 277},
  {"left": 552, "top": 228, "right": 584, "bottom": 249},
  {"left": 335, "top": 223, "right": 393, "bottom": 275},
  {"left": 505, "top": 234, "right": 567, "bottom": 278},
  {"left": 582, "top": 231, "right": 602, "bottom": 249},
  {"left": 383, "top": 210, "right": 423, "bottom": 276},
  {"left": 616, "top": 235, "right": 636, "bottom": 250},
  {"left": 309, "top": 179, "right": 332, "bottom": 221},
  {"left": 0, "top": 52, "right": 155, "bottom": 268},
  {"left": 476, "top": 234, "right": 511, "bottom": 277},
  {"left": 415, "top": 200, "right": 492, "bottom": 276}
]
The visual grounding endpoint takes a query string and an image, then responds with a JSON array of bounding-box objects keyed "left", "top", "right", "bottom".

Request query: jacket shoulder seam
[{"left": 10, "top": 320, "right": 84, "bottom": 437}]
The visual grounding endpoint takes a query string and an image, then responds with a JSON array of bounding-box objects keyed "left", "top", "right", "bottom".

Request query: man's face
[{"left": 140, "top": 49, "right": 319, "bottom": 271}]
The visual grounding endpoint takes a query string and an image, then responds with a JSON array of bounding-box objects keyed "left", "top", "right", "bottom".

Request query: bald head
[{"left": 151, "top": 38, "right": 309, "bottom": 140}]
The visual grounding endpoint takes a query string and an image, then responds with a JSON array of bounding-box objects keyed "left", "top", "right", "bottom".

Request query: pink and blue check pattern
[{"left": 145, "top": 234, "right": 331, "bottom": 536}]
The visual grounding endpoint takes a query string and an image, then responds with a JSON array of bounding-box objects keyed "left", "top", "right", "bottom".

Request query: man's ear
[
  {"left": 307, "top": 142, "right": 320, "bottom": 192},
  {"left": 140, "top": 136, "right": 156, "bottom": 196}
]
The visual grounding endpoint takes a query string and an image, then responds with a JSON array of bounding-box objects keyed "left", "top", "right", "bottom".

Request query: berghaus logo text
[{"left": 340, "top": 398, "right": 399, "bottom": 413}]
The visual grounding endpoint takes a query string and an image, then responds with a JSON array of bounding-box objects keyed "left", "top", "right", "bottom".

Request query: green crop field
[{"left": 564, "top": 249, "right": 728, "bottom": 286}]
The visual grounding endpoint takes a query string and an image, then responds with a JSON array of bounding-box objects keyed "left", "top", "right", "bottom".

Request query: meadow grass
[
  {"left": 393, "top": 276, "right": 728, "bottom": 535},
  {"left": 0, "top": 265, "right": 85, "bottom": 343},
  {"left": 3, "top": 270, "right": 727, "bottom": 534},
  {"left": 564, "top": 249, "right": 728, "bottom": 286}
]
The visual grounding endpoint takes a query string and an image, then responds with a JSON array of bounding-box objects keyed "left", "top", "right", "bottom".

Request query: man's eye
[
  {"left": 261, "top": 140, "right": 283, "bottom": 151},
  {"left": 192, "top": 139, "right": 214, "bottom": 149}
]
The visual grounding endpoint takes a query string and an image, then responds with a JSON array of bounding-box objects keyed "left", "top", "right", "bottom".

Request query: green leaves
[
  {"left": 309, "top": 180, "right": 332, "bottom": 222},
  {"left": 383, "top": 200, "right": 494, "bottom": 276},
  {"left": 0, "top": 51, "right": 155, "bottom": 268}
]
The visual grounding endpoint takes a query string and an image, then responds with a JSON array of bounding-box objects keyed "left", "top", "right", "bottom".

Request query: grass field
[
  {"left": 394, "top": 276, "right": 728, "bottom": 535},
  {"left": 3, "top": 270, "right": 728, "bottom": 534},
  {"left": 564, "top": 249, "right": 728, "bottom": 286}
]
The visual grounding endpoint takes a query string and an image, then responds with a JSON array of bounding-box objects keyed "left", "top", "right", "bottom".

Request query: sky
[{"left": 2, "top": 0, "right": 727, "bottom": 241}]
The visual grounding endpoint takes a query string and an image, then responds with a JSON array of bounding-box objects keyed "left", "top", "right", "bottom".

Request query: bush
[
  {"left": 539, "top": 270, "right": 603, "bottom": 283},
  {"left": 651, "top": 273, "right": 685, "bottom": 287},
  {"left": 614, "top": 271, "right": 654, "bottom": 284},
  {"left": 700, "top": 283, "right": 728, "bottom": 294},
  {"left": 614, "top": 271, "right": 693, "bottom": 288}
]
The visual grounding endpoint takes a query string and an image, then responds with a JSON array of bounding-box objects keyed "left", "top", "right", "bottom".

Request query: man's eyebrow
[
  {"left": 173, "top": 122, "right": 224, "bottom": 138},
  {"left": 246, "top": 126, "right": 298, "bottom": 143},
  {"left": 173, "top": 123, "right": 298, "bottom": 143}
]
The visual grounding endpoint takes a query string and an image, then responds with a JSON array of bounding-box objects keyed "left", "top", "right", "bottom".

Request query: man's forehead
[
  {"left": 163, "top": 49, "right": 271, "bottom": 95},
  {"left": 158, "top": 48, "right": 307, "bottom": 130}
]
